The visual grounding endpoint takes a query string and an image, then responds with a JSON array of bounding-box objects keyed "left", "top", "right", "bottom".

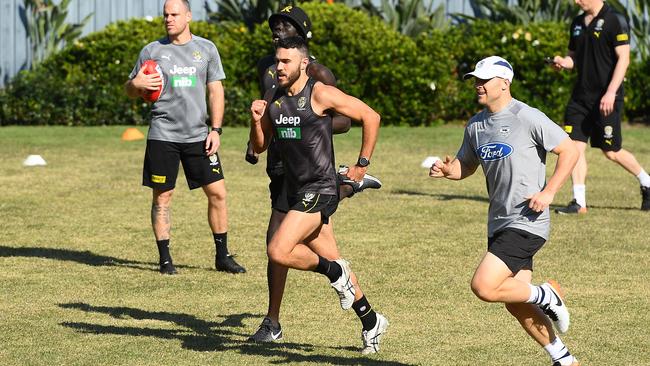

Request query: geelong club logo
[{"left": 477, "top": 142, "right": 513, "bottom": 161}]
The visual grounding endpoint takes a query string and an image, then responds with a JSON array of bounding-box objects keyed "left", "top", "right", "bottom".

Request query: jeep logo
[
  {"left": 477, "top": 142, "right": 513, "bottom": 161},
  {"left": 274, "top": 113, "right": 301, "bottom": 126},
  {"left": 169, "top": 65, "right": 197, "bottom": 75}
]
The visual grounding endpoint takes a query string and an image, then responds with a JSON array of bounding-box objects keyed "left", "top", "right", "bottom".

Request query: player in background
[
  {"left": 125, "top": 0, "right": 245, "bottom": 275},
  {"left": 551, "top": 0, "right": 650, "bottom": 213}
]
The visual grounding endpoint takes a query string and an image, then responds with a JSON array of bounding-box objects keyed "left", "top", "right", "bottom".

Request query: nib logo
[
  {"left": 169, "top": 65, "right": 197, "bottom": 88},
  {"left": 277, "top": 127, "right": 301, "bottom": 140}
]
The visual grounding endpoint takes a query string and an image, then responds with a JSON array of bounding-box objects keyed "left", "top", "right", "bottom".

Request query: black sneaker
[
  {"left": 554, "top": 199, "right": 587, "bottom": 214},
  {"left": 641, "top": 186, "right": 650, "bottom": 211},
  {"left": 552, "top": 360, "right": 579, "bottom": 366},
  {"left": 338, "top": 165, "right": 382, "bottom": 194},
  {"left": 215, "top": 254, "right": 246, "bottom": 273},
  {"left": 248, "top": 317, "right": 283, "bottom": 342},
  {"left": 245, "top": 141, "right": 258, "bottom": 165},
  {"left": 159, "top": 260, "right": 177, "bottom": 275}
]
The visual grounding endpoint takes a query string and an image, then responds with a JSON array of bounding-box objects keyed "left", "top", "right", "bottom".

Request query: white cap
[{"left": 463, "top": 56, "right": 514, "bottom": 82}]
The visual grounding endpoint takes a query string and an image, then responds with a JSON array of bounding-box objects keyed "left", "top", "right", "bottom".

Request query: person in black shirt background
[{"left": 551, "top": 0, "right": 650, "bottom": 214}]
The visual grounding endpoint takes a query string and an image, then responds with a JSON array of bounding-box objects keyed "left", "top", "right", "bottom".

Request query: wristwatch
[
  {"left": 211, "top": 127, "right": 223, "bottom": 135},
  {"left": 357, "top": 156, "right": 370, "bottom": 167}
]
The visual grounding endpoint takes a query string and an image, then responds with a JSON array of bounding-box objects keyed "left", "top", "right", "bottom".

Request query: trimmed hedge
[
  {"left": 431, "top": 20, "right": 576, "bottom": 123},
  {"left": 0, "top": 3, "right": 648, "bottom": 126},
  {"left": 0, "top": 18, "right": 263, "bottom": 126}
]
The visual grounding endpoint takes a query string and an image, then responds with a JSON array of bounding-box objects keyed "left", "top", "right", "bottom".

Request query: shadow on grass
[
  {"left": 550, "top": 204, "right": 641, "bottom": 212},
  {"left": 59, "top": 302, "right": 411, "bottom": 365},
  {"left": 0, "top": 245, "right": 200, "bottom": 272},
  {"left": 393, "top": 189, "right": 489, "bottom": 203},
  {"left": 396, "top": 191, "right": 641, "bottom": 212}
]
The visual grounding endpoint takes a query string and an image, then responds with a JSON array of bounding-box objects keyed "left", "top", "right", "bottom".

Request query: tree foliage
[
  {"left": 346, "top": 0, "right": 448, "bottom": 37},
  {"left": 24, "top": 0, "right": 93, "bottom": 66},
  {"left": 207, "top": 0, "right": 291, "bottom": 30},
  {"left": 457, "top": 0, "right": 578, "bottom": 24}
]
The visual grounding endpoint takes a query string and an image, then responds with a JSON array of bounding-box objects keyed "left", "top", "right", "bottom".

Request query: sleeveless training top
[
  {"left": 258, "top": 55, "right": 318, "bottom": 177},
  {"left": 266, "top": 78, "right": 337, "bottom": 195}
]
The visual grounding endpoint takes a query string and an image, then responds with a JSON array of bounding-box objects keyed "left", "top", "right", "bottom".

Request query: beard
[{"left": 279, "top": 68, "right": 301, "bottom": 88}]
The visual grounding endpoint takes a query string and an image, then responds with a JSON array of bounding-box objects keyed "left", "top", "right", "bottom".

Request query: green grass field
[{"left": 1, "top": 125, "right": 649, "bottom": 366}]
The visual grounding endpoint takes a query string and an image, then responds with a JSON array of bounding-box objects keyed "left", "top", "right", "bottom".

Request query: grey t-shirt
[
  {"left": 456, "top": 98, "right": 569, "bottom": 240},
  {"left": 129, "top": 34, "right": 225, "bottom": 143}
]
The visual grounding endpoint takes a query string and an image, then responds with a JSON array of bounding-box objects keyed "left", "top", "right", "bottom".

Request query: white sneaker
[
  {"left": 361, "top": 313, "right": 389, "bottom": 354},
  {"left": 539, "top": 280, "right": 570, "bottom": 334},
  {"left": 330, "top": 259, "right": 355, "bottom": 310}
]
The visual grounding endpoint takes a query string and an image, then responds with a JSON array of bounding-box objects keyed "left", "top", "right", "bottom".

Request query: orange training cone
[{"left": 121, "top": 127, "right": 145, "bottom": 141}]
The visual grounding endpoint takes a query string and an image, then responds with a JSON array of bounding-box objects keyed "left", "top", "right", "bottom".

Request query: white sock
[
  {"left": 544, "top": 337, "right": 575, "bottom": 365},
  {"left": 527, "top": 284, "right": 552, "bottom": 305},
  {"left": 637, "top": 169, "right": 650, "bottom": 188},
  {"left": 526, "top": 283, "right": 558, "bottom": 306},
  {"left": 526, "top": 283, "right": 541, "bottom": 303},
  {"left": 573, "top": 184, "right": 586, "bottom": 207}
]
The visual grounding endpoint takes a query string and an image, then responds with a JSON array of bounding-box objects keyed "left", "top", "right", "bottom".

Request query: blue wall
[{"left": 0, "top": 0, "right": 215, "bottom": 86}]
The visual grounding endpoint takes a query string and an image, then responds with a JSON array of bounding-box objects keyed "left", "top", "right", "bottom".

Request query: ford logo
[{"left": 477, "top": 142, "right": 513, "bottom": 161}]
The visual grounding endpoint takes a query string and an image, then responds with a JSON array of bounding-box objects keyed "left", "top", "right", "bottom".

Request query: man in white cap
[{"left": 429, "top": 56, "right": 580, "bottom": 366}]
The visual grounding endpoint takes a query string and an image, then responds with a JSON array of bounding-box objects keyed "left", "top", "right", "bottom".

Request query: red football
[{"left": 141, "top": 59, "right": 163, "bottom": 102}]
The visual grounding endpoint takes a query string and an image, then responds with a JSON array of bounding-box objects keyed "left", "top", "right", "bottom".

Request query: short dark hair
[
  {"left": 275, "top": 36, "right": 309, "bottom": 57},
  {"left": 165, "top": 0, "right": 191, "bottom": 12}
]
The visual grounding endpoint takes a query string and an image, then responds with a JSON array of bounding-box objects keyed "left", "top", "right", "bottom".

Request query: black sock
[
  {"left": 213, "top": 232, "right": 229, "bottom": 259},
  {"left": 313, "top": 256, "right": 342, "bottom": 282},
  {"left": 156, "top": 239, "right": 171, "bottom": 264},
  {"left": 352, "top": 295, "right": 377, "bottom": 331}
]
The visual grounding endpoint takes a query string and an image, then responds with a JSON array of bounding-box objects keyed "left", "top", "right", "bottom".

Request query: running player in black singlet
[
  {"left": 245, "top": 6, "right": 382, "bottom": 344},
  {"left": 250, "top": 36, "right": 388, "bottom": 355}
]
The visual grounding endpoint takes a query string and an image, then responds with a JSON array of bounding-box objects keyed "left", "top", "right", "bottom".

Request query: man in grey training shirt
[
  {"left": 429, "top": 56, "right": 580, "bottom": 366},
  {"left": 125, "top": 0, "right": 245, "bottom": 275}
]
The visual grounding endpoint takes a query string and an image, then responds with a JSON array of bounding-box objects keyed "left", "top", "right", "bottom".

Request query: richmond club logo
[{"left": 477, "top": 142, "right": 513, "bottom": 161}]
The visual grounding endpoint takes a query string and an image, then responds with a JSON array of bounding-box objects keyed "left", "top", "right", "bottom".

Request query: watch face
[{"left": 358, "top": 157, "right": 370, "bottom": 167}]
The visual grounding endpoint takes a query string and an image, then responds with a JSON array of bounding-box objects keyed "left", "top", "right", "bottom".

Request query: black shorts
[
  {"left": 288, "top": 192, "right": 338, "bottom": 225},
  {"left": 269, "top": 173, "right": 290, "bottom": 213},
  {"left": 487, "top": 228, "right": 546, "bottom": 274},
  {"left": 564, "top": 98, "right": 623, "bottom": 151},
  {"left": 143, "top": 140, "right": 224, "bottom": 190}
]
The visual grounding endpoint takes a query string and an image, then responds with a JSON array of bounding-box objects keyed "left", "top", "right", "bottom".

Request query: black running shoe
[
  {"left": 159, "top": 260, "right": 177, "bottom": 275},
  {"left": 215, "top": 254, "right": 246, "bottom": 273},
  {"left": 641, "top": 186, "right": 650, "bottom": 211},
  {"left": 338, "top": 166, "right": 382, "bottom": 194},
  {"left": 248, "top": 317, "right": 283, "bottom": 342},
  {"left": 245, "top": 141, "right": 258, "bottom": 165},
  {"left": 552, "top": 360, "right": 580, "bottom": 366},
  {"left": 554, "top": 199, "right": 587, "bottom": 214}
]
